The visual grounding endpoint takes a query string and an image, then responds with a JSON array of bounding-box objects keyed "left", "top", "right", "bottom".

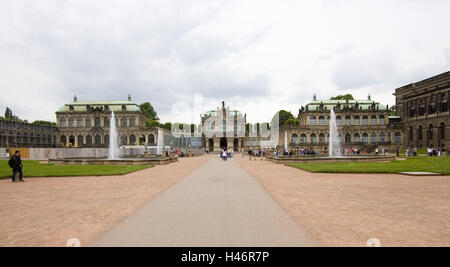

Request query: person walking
[{"left": 9, "top": 151, "right": 24, "bottom": 183}]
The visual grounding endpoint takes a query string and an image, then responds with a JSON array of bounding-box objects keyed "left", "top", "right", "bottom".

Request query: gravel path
[
  {"left": 237, "top": 156, "right": 450, "bottom": 247},
  {"left": 0, "top": 156, "right": 209, "bottom": 247},
  {"left": 92, "top": 156, "right": 316, "bottom": 247}
]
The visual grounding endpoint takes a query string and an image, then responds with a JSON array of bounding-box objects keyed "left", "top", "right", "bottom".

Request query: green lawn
[
  {"left": 287, "top": 157, "right": 450, "bottom": 175},
  {"left": 0, "top": 160, "right": 152, "bottom": 178}
]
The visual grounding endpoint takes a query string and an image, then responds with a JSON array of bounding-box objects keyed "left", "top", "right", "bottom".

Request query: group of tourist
[
  {"left": 220, "top": 148, "right": 234, "bottom": 161},
  {"left": 247, "top": 148, "right": 267, "bottom": 160},
  {"left": 404, "top": 147, "right": 447, "bottom": 157}
]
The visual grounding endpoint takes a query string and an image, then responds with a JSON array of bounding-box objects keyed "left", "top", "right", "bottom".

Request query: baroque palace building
[
  {"left": 55, "top": 95, "right": 159, "bottom": 147},
  {"left": 280, "top": 95, "right": 404, "bottom": 153},
  {"left": 201, "top": 101, "right": 270, "bottom": 152},
  {"left": 395, "top": 71, "right": 449, "bottom": 149}
]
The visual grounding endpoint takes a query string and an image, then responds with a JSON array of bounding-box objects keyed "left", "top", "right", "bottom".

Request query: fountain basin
[{"left": 269, "top": 155, "right": 395, "bottom": 164}]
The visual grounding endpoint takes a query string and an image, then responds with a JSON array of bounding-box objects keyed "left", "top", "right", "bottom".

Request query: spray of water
[
  {"left": 108, "top": 111, "right": 119, "bottom": 159},
  {"left": 329, "top": 109, "right": 342, "bottom": 157}
]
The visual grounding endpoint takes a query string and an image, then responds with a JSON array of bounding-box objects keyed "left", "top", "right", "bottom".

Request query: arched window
[
  {"left": 86, "top": 135, "right": 92, "bottom": 145},
  {"left": 371, "top": 133, "right": 377, "bottom": 144},
  {"left": 121, "top": 135, "right": 127, "bottom": 145},
  {"left": 77, "top": 117, "right": 83, "bottom": 127},
  {"left": 300, "top": 134, "right": 307, "bottom": 143},
  {"left": 345, "top": 134, "right": 351, "bottom": 143},
  {"left": 440, "top": 122, "right": 446, "bottom": 140},
  {"left": 104, "top": 117, "right": 110, "bottom": 127},
  {"left": 428, "top": 124, "right": 433, "bottom": 140},
  {"left": 370, "top": 115, "right": 377, "bottom": 125},
  {"left": 69, "top": 117, "right": 75, "bottom": 127},
  {"left": 345, "top": 116, "right": 351, "bottom": 126},
  {"left": 418, "top": 125, "right": 423, "bottom": 141},
  {"left": 428, "top": 96, "right": 436, "bottom": 114},
  {"left": 353, "top": 116, "right": 360, "bottom": 125},
  {"left": 409, "top": 101, "right": 416, "bottom": 117},
  {"left": 130, "top": 135, "right": 136, "bottom": 145},
  {"left": 95, "top": 135, "right": 101, "bottom": 145},
  {"left": 85, "top": 117, "right": 92, "bottom": 127},
  {"left": 291, "top": 134, "right": 298, "bottom": 144},
  {"left": 418, "top": 99, "right": 426, "bottom": 116},
  {"left": 310, "top": 116, "right": 316, "bottom": 126},
  {"left": 121, "top": 117, "right": 127, "bottom": 127},
  {"left": 104, "top": 135, "right": 109, "bottom": 146},
  {"left": 148, "top": 134, "right": 155, "bottom": 144},
  {"left": 336, "top": 116, "right": 342, "bottom": 126},
  {"left": 94, "top": 117, "right": 100, "bottom": 128},
  {"left": 77, "top": 135, "right": 84, "bottom": 147},
  {"left": 440, "top": 93, "right": 448, "bottom": 112},
  {"left": 379, "top": 133, "right": 385, "bottom": 143},
  {"left": 310, "top": 134, "right": 317, "bottom": 143},
  {"left": 129, "top": 117, "right": 136, "bottom": 127},
  {"left": 409, "top": 127, "right": 413, "bottom": 141},
  {"left": 60, "top": 135, "right": 67, "bottom": 145},
  {"left": 319, "top": 133, "right": 325, "bottom": 143},
  {"left": 379, "top": 115, "right": 385, "bottom": 125},
  {"left": 354, "top": 134, "right": 360, "bottom": 143},
  {"left": 318, "top": 116, "right": 325, "bottom": 125},
  {"left": 362, "top": 116, "right": 368, "bottom": 125},
  {"left": 69, "top": 135, "right": 75, "bottom": 146},
  {"left": 395, "top": 132, "right": 402, "bottom": 144},
  {"left": 362, "top": 133, "right": 369, "bottom": 144}
]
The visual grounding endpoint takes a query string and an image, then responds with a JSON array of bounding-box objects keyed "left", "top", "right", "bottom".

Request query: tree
[
  {"left": 33, "top": 120, "right": 57, "bottom": 126},
  {"left": 139, "top": 102, "right": 159, "bottom": 121},
  {"left": 330, "top": 94, "right": 354, "bottom": 100},
  {"left": 4, "top": 107, "right": 12, "bottom": 119},
  {"left": 285, "top": 118, "right": 299, "bottom": 126},
  {"left": 162, "top": 122, "right": 172, "bottom": 131},
  {"left": 272, "top": 110, "right": 295, "bottom": 127},
  {"left": 389, "top": 105, "right": 396, "bottom": 116}
]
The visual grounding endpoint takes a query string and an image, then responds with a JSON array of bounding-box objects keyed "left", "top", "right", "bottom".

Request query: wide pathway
[{"left": 92, "top": 156, "right": 316, "bottom": 247}]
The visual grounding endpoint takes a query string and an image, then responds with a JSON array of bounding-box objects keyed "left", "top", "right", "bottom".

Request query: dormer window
[
  {"left": 105, "top": 105, "right": 109, "bottom": 111},
  {"left": 69, "top": 106, "right": 74, "bottom": 112},
  {"left": 122, "top": 105, "right": 126, "bottom": 112}
]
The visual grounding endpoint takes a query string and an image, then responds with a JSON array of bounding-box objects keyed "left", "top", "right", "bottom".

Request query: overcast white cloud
[{"left": 0, "top": 0, "right": 449, "bottom": 123}]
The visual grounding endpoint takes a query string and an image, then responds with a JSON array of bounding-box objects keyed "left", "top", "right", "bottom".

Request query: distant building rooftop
[
  {"left": 57, "top": 95, "right": 140, "bottom": 113},
  {"left": 305, "top": 95, "right": 387, "bottom": 111}
]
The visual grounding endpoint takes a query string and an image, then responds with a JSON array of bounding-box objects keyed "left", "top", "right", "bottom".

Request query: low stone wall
[{"left": 0, "top": 148, "right": 109, "bottom": 160}]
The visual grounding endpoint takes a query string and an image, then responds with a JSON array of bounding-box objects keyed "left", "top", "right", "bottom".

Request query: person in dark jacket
[{"left": 9, "top": 151, "right": 24, "bottom": 182}]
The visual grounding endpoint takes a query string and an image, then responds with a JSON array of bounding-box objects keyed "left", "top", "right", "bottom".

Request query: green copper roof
[
  {"left": 305, "top": 99, "right": 387, "bottom": 111},
  {"left": 57, "top": 100, "right": 140, "bottom": 113}
]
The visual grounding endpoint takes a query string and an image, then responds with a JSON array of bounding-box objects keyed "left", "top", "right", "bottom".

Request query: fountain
[
  {"left": 108, "top": 111, "right": 119, "bottom": 159},
  {"left": 329, "top": 109, "right": 342, "bottom": 157}
]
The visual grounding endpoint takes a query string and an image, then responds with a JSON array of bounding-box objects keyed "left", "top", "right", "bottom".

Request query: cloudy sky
[{"left": 1, "top": 0, "right": 450, "bottom": 124}]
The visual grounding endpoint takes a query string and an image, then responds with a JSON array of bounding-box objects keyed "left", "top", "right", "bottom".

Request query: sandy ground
[
  {"left": 236, "top": 156, "right": 450, "bottom": 247},
  {"left": 0, "top": 156, "right": 209, "bottom": 247}
]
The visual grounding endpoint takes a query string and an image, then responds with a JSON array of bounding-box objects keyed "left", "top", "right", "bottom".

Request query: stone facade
[
  {"left": 0, "top": 119, "right": 58, "bottom": 148},
  {"left": 201, "top": 101, "right": 269, "bottom": 152},
  {"left": 394, "top": 71, "right": 449, "bottom": 149},
  {"left": 55, "top": 95, "right": 159, "bottom": 148},
  {"left": 280, "top": 96, "right": 404, "bottom": 153}
]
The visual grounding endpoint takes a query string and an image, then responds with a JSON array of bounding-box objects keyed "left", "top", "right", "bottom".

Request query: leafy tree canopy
[
  {"left": 272, "top": 110, "right": 295, "bottom": 127},
  {"left": 330, "top": 94, "right": 354, "bottom": 100},
  {"left": 139, "top": 102, "right": 159, "bottom": 121},
  {"left": 33, "top": 120, "right": 57, "bottom": 126}
]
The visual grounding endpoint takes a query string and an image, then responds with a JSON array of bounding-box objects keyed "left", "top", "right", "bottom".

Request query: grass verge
[
  {"left": 287, "top": 157, "right": 450, "bottom": 174},
  {"left": 0, "top": 160, "right": 152, "bottom": 178}
]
